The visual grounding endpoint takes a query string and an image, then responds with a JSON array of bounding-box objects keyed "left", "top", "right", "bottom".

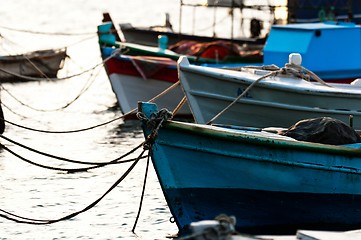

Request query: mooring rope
[
  {"left": 0, "top": 79, "right": 181, "bottom": 134},
  {"left": 0, "top": 32, "right": 88, "bottom": 82},
  {"left": 0, "top": 32, "right": 96, "bottom": 79},
  {"left": 17, "top": 48, "right": 68, "bottom": 81},
  {"left": 0, "top": 148, "right": 146, "bottom": 225},
  {"left": 132, "top": 148, "right": 151, "bottom": 233},
  {"left": 0, "top": 102, "right": 27, "bottom": 119},
  {"left": 0, "top": 48, "right": 119, "bottom": 82},
  {"left": 0, "top": 89, "right": 183, "bottom": 174},
  {"left": 0, "top": 25, "right": 96, "bottom": 36},
  {"left": 284, "top": 62, "right": 332, "bottom": 87},
  {"left": 0, "top": 78, "right": 182, "bottom": 134},
  {"left": 0, "top": 48, "right": 119, "bottom": 113},
  {"left": 148, "top": 80, "right": 181, "bottom": 102},
  {"left": 0, "top": 114, "right": 124, "bottom": 134},
  {"left": 131, "top": 107, "right": 174, "bottom": 232},
  {"left": 0, "top": 66, "right": 100, "bottom": 112},
  {"left": 0, "top": 134, "right": 144, "bottom": 168},
  {"left": 0, "top": 109, "right": 169, "bottom": 225},
  {"left": 172, "top": 96, "right": 187, "bottom": 116},
  {"left": 206, "top": 62, "right": 333, "bottom": 125},
  {"left": 206, "top": 69, "right": 275, "bottom": 125},
  {"left": 62, "top": 35, "right": 97, "bottom": 48},
  {"left": 1, "top": 142, "right": 146, "bottom": 173}
]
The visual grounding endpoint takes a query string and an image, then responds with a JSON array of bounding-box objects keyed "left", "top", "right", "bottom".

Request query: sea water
[{"left": 0, "top": 1, "right": 275, "bottom": 239}]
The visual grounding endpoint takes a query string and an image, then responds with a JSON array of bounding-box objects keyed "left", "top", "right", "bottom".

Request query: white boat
[
  {"left": 100, "top": 47, "right": 191, "bottom": 119},
  {"left": 178, "top": 53, "right": 361, "bottom": 129}
]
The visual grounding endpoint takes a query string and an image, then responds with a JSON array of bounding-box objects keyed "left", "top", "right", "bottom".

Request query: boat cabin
[{"left": 263, "top": 22, "right": 361, "bottom": 80}]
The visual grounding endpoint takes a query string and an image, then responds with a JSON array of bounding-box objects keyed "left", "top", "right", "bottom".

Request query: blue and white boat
[{"left": 138, "top": 101, "right": 361, "bottom": 235}]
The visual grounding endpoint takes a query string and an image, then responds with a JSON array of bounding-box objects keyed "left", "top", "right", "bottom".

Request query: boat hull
[
  {"left": 119, "top": 23, "right": 265, "bottom": 47},
  {"left": 166, "top": 187, "right": 361, "bottom": 234},
  {"left": 139, "top": 111, "right": 361, "bottom": 234},
  {"left": 103, "top": 54, "right": 191, "bottom": 118},
  {"left": 0, "top": 49, "right": 67, "bottom": 82},
  {"left": 178, "top": 57, "right": 361, "bottom": 129}
]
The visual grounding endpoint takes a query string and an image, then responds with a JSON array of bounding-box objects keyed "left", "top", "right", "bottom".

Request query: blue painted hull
[
  {"left": 165, "top": 188, "right": 361, "bottom": 234},
  {"left": 139, "top": 103, "right": 361, "bottom": 234}
]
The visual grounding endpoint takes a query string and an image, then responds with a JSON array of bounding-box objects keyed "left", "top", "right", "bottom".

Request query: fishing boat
[
  {"left": 98, "top": 19, "right": 361, "bottom": 121},
  {"left": 178, "top": 53, "right": 361, "bottom": 130},
  {"left": 115, "top": 0, "right": 361, "bottom": 48},
  {"left": 102, "top": 20, "right": 361, "bottom": 82},
  {"left": 0, "top": 48, "right": 67, "bottom": 82},
  {"left": 100, "top": 46, "right": 190, "bottom": 119},
  {"left": 110, "top": 0, "right": 268, "bottom": 48},
  {"left": 99, "top": 20, "right": 263, "bottom": 65},
  {"left": 138, "top": 101, "right": 361, "bottom": 235},
  {"left": 98, "top": 21, "right": 261, "bottom": 119},
  {"left": 118, "top": 21, "right": 266, "bottom": 48},
  {"left": 286, "top": 0, "right": 361, "bottom": 24}
]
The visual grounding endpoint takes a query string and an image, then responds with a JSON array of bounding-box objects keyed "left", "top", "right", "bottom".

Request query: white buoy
[{"left": 289, "top": 53, "right": 302, "bottom": 66}]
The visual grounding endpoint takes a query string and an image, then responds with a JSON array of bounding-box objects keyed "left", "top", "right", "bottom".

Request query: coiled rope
[{"left": 206, "top": 62, "right": 332, "bottom": 125}]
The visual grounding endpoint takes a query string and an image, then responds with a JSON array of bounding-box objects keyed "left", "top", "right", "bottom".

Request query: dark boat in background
[
  {"left": 287, "top": 0, "right": 361, "bottom": 24},
  {"left": 112, "top": 0, "right": 361, "bottom": 48},
  {"left": 0, "top": 48, "right": 67, "bottom": 82},
  {"left": 105, "top": 0, "right": 268, "bottom": 48},
  {"left": 118, "top": 21, "right": 266, "bottom": 47}
]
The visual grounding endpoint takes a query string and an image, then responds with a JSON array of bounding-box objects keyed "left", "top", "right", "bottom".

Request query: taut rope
[{"left": 206, "top": 62, "right": 332, "bottom": 125}]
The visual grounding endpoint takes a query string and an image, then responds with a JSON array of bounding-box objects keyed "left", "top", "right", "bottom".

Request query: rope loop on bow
[{"left": 137, "top": 108, "right": 173, "bottom": 150}]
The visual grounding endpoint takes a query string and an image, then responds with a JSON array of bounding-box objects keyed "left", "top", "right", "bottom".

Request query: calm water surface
[
  {"left": 0, "top": 1, "right": 275, "bottom": 239},
  {"left": 0, "top": 1, "right": 185, "bottom": 239}
]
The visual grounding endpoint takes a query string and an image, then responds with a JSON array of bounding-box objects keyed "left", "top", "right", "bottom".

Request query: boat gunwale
[
  {"left": 101, "top": 48, "right": 178, "bottom": 69},
  {"left": 0, "top": 49, "right": 67, "bottom": 64},
  {"left": 162, "top": 120, "right": 361, "bottom": 157},
  {"left": 179, "top": 62, "right": 361, "bottom": 98}
]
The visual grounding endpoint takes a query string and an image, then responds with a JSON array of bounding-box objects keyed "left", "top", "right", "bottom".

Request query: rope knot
[
  {"left": 137, "top": 108, "right": 173, "bottom": 130},
  {"left": 282, "top": 63, "right": 310, "bottom": 81},
  {"left": 137, "top": 108, "right": 173, "bottom": 149},
  {"left": 283, "top": 62, "right": 332, "bottom": 87}
]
